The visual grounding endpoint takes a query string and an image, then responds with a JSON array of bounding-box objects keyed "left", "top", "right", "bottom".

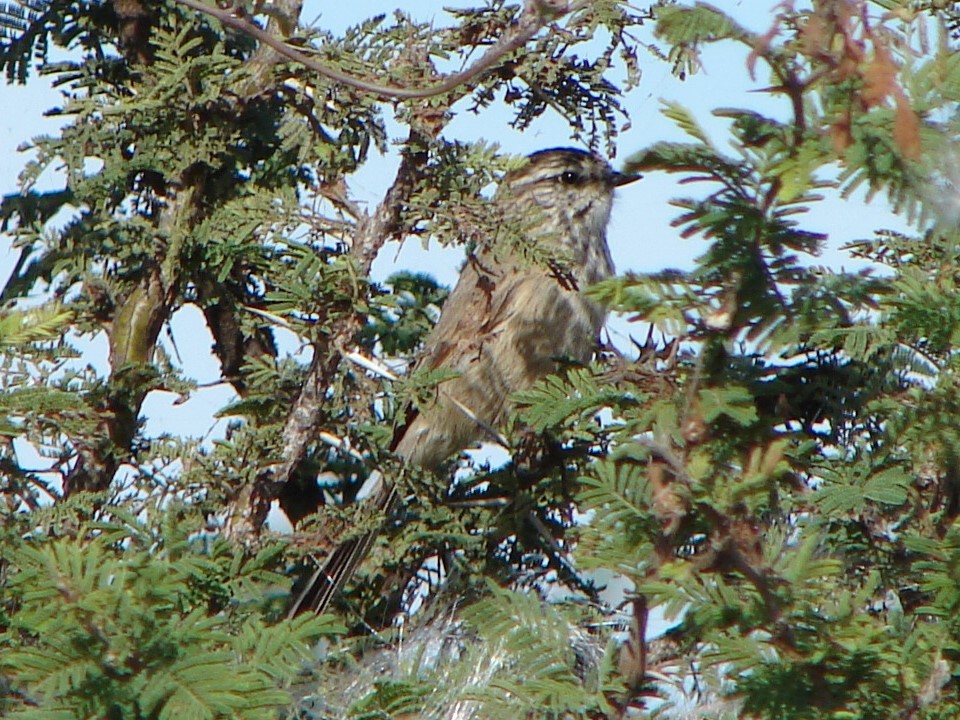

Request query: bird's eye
[{"left": 559, "top": 170, "right": 580, "bottom": 185}]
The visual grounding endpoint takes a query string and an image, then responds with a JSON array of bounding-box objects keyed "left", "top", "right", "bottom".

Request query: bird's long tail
[
  {"left": 287, "top": 483, "right": 397, "bottom": 617},
  {"left": 286, "top": 389, "right": 490, "bottom": 617}
]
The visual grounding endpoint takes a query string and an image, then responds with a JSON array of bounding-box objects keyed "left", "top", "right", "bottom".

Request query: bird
[{"left": 288, "top": 147, "right": 638, "bottom": 617}]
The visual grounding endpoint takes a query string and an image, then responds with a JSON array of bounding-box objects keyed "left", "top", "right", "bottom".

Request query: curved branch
[{"left": 171, "top": 0, "right": 587, "bottom": 100}]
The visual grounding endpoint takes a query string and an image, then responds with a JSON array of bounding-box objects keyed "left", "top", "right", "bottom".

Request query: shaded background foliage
[{"left": 2, "top": 0, "right": 960, "bottom": 718}]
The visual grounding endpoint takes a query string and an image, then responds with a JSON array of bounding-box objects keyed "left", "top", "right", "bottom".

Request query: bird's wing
[
  {"left": 386, "top": 253, "right": 502, "bottom": 457},
  {"left": 416, "top": 252, "right": 508, "bottom": 372},
  {"left": 289, "top": 253, "right": 526, "bottom": 617}
]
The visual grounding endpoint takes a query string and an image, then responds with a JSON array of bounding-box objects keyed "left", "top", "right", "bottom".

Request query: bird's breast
[{"left": 494, "top": 274, "right": 607, "bottom": 390}]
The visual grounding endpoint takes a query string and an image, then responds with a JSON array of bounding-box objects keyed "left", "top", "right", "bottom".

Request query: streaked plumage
[
  {"left": 397, "top": 147, "right": 624, "bottom": 466},
  {"left": 289, "top": 148, "right": 635, "bottom": 616}
]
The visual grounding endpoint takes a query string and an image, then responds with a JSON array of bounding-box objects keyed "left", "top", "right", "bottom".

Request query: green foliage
[
  {"left": 0, "top": 505, "right": 343, "bottom": 719},
  {"left": 6, "top": 0, "right": 960, "bottom": 718},
  {"left": 0, "top": 0, "right": 655, "bottom": 714},
  {"left": 514, "top": 366, "right": 631, "bottom": 435},
  {"left": 358, "top": 271, "right": 449, "bottom": 356},
  {"left": 453, "top": 583, "right": 614, "bottom": 718},
  {"left": 561, "top": 3, "right": 960, "bottom": 716},
  {"left": 0, "top": 302, "right": 71, "bottom": 349}
]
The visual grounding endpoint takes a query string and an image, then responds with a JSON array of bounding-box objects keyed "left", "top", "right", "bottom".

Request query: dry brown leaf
[
  {"left": 861, "top": 48, "right": 897, "bottom": 108},
  {"left": 893, "top": 92, "right": 922, "bottom": 161}
]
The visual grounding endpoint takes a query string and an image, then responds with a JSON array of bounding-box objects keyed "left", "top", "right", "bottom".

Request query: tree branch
[
  {"left": 227, "top": 135, "right": 431, "bottom": 534},
  {"left": 170, "top": 0, "right": 587, "bottom": 100}
]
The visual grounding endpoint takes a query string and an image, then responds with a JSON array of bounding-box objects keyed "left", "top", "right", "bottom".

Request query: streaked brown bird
[{"left": 289, "top": 147, "right": 638, "bottom": 616}]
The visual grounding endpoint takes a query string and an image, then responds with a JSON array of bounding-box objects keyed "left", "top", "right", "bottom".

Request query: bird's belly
[
  {"left": 396, "top": 277, "right": 606, "bottom": 467},
  {"left": 495, "top": 279, "right": 604, "bottom": 387}
]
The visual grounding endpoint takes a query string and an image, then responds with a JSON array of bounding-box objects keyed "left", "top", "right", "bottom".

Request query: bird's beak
[{"left": 611, "top": 170, "right": 641, "bottom": 187}]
